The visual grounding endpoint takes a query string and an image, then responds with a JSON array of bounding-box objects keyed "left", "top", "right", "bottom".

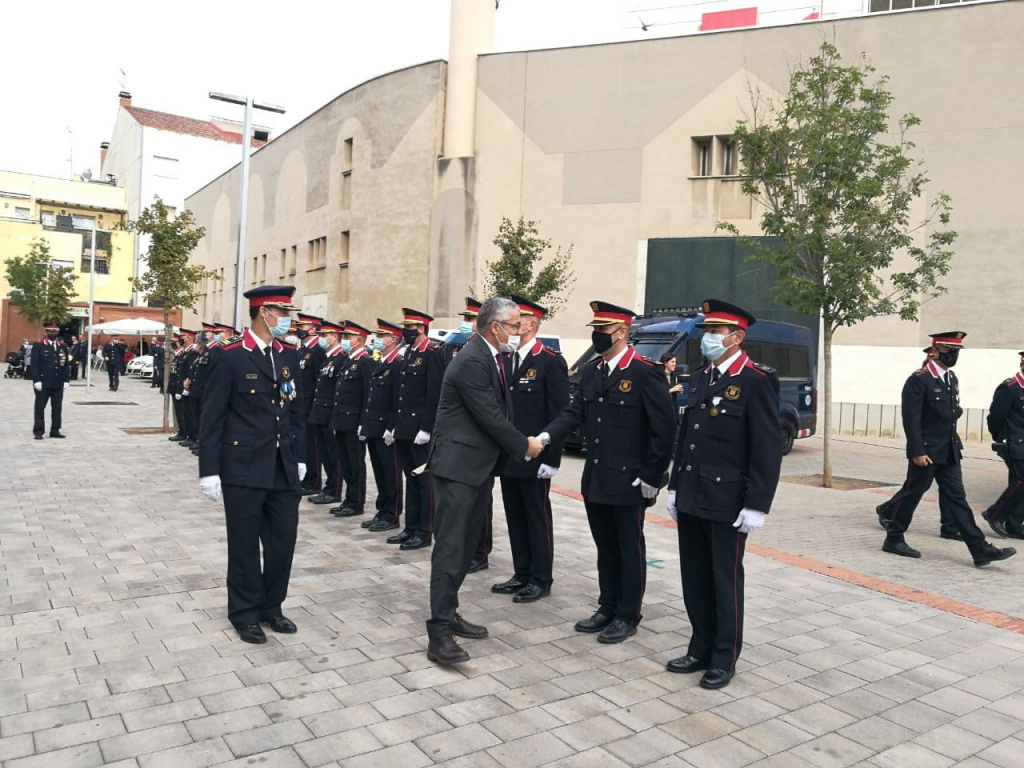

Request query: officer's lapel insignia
[
  {"left": 526, "top": 368, "right": 537, "bottom": 379},
  {"left": 725, "top": 385, "right": 741, "bottom": 400},
  {"left": 281, "top": 366, "right": 290, "bottom": 379},
  {"left": 350, "top": 364, "right": 358, "bottom": 371},
  {"left": 246, "top": 373, "right": 258, "bottom": 379},
  {"left": 413, "top": 357, "right": 423, "bottom": 366},
  {"left": 383, "top": 369, "right": 389, "bottom": 376},
  {"left": 619, "top": 379, "right": 632, "bottom": 393}
]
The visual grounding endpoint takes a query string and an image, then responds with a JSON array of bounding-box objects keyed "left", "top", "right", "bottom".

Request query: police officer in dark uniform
[
  {"left": 185, "top": 324, "right": 216, "bottom": 455},
  {"left": 293, "top": 314, "right": 327, "bottom": 494},
  {"left": 539, "top": 301, "right": 675, "bottom": 644},
  {"left": 362, "top": 320, "right": 406, "bottom": 532},
  {"left": 441, "top": 297, "right": 482, "bottom": 364},
  {"left": 199, "top": 285, "right": 305, "bottom": 644},
  {"left": 664, "top": 300, "right": 782, "bottom": 690},
  {"left": 877, "top": 332, "right": 1015, "bottom": 567},
  {"left": 177, "top": 331, "right": 202, "bottom": 448},
  {"left": 32, "top": 323, "right": 70, "bottom": 439},
  {"left": 491, "top": 295, "right": 569, "bottom": 601},
  {"left": 168, "top": 334, "right": 187, "bottom": 441},
  {"left": 307, "top": 321, "right": 347, "bottom": 505},
  {"left": 103, "top": 335, "right": 127, "bottom": 391},
  {"left": 330, "top": 321, "right": 373, "bottom": 518},
  {"left": 391, "top": 309, "right": 445, "bottom": 550},
  {"left": 152, "top": 336, "right": 165, "bottom": 391},
  {"left": 983, "top": 352, "right": 1024, "bottom": 539}
]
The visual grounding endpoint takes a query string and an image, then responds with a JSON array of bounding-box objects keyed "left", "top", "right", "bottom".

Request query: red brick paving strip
[{"left": 550, "top": 484, "right": 1024, "bottom": 637}]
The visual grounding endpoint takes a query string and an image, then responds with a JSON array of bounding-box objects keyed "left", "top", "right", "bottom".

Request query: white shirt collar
[
  {"left": 605, "top": 346, "right": 629, "bottom": 371},
  {"left": 251, "top": 332, "right": 269, "bottom": 353},
  {"left": 715, "top": 349, "right": 743, "bottom": 376}
]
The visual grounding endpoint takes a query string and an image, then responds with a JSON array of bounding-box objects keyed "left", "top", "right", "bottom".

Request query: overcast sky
[{"left": 1, "top": 0, "right": 688, "bottom": 181}]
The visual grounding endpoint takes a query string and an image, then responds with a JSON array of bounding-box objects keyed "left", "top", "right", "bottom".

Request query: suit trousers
[
  {"left": 221, "top": 453, "right": 301, "bottom": 628},
  {"left": 107, "top": 363, "right": 120, "bottom": 389},
  {"left": 33, "top": 387, "right": 64, "bottom": 436},
  {"left": 335, "top": 430, "right": 367, "bottom": 510},
  {"left": 500, "top": 476, "right": 554, "bottom": 587},
  {"left": 677, "top": 514, "right": 747, "bottom": 670},
  {"left": 173, "top": 396, "right": 185, "bottom": 437},
  {"left": 881, "top": 460, "right": 987, "bottom": 555},
  {"left": 584, "top": 501, "right": 647, "bottom": 626},
  {"left": 311, "top": 423, "right": 339, "bottom": 496},
  {"left": 367, "top": 438, "right": 403, "bottom": 523},
  {"left": 397, "top": 440, "right": 433, "bottom": 538},
  {"left": 473, "top": 495, "right": 494, "bottom": 564},
  {"left": 190, "top": 397, "right": 203, "bottom": 443},
  {"left": 296, "top": 399, "right": 319, "bottom": 490},
  {"left": 427, "top": 474, "right": 493, "bottom": 640},
  {"left": 180, "top": 395, "right": 197, "bottom": 440},
  {"left": 986, "top": 457, "right": 1024, "bottom": 530}
]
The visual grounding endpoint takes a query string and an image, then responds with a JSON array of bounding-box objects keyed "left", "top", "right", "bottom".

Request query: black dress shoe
[
  {"left": 940, "top": 529, "right": 964, "bottom": 541},
  {"left": 427, "top": 634, "right": 469, "bottom": 665},
  {"left": 700, "top": 668, "right": 735, "bottom": 689},
  {"left": 237, "top": 624, "right": 267, "bottom": 644},
  {"left": 49, "top": 432, "right": 66, "bottom": 439},
  {"left": 300, "top": 486, "right": 320, "bottom": 496},
  {"left": 339, "top": 507, "right": 365, "bottom": 518},
  {"left": 667, "top": 655, "right": 709, "bottom": 674},
  {"left": 309, "top": 493, "right": 340, "bottom": 505},
  {"left": 491, "top": 577, "right": 528, "bottom": 595},
  {"left": 466, "top": 559, "right": 489, "bottom": 573},
  {"left": 368, "top": 519, "right": 399, "bottom": 532},
  {"left": 361, "top": 517, "right": 379, "bottom": 528},
  {"left": 168, "top": 434, "right": 185, "bottom": 441},
  {"left": 34, "top": 434, "right": 43, "bottom": 440},
  {"left": 974, "top": 544, "right": 1017, "bottom": 567},
  {"left": 876, "top": 505, "right": 891, "bottom": 530},
  {"left": 575, "top": 611, "right": 615, "bottom": 633},
  {"left": 513, "top": 584, "right": 550, "bottom": 603},
  {"left": 331, "top": 502, "right": 356, "bottom": 515},
  {"left": 1004, "top": 526, "right": 1024, "bottom": 541},
  {"left": 598, "top": 618, "right": 637, "bottom": 644},
  {"left": 982, "top": 510, "right": 1009, "bottom": 538},
  {"left": 262, "top": 615, "right": 297, "bottom": 633},
  {"left": 387, "top": 531, "right": 411, "bottom": 544},
  {"left": 883, "top": 540, "right": 921, "bottom": 558},
  {"left": 180, "top": 440, "right": 196, "bottom": 448},
  {"left": 400, "top": 536, "right": 431, "bottom": 550},
  {"left": 452, "top": 614, "right": 488, "bottom": 639}
]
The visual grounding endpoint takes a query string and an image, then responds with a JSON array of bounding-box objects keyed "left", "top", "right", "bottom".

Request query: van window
[{"left": 748, "top": 342, "right": 810, "bottom": 379}]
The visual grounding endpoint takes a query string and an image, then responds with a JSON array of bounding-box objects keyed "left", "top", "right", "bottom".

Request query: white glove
[
  {"left": 33, "top": 381, "right": 42, "bottom": 391},
  {"left": 358, "top": 426, "right": 367, "bottom": 442},
  {"left": 414, "top": 430, "right": 431, "bottom": 446},
  {"left": 298, "top": 463, "right": 307, "bottom": 482},
  {"left": 199, "top": 475, "right": 222, "bottom": 502},
  {"left": 537, "top": 432, "right": 551, "bottom": 446},
  {"left": 667, "top": 491, "right": 677, "bottom": 522},
  {"left": 182, "top": 389, "right": 190, "bottom": 397},
  {"left": 536, "top": 463, "right": 559, "bottom": 480},
  {"left": 632, "top": 477, "right": 658, "bottom": 500},
  {"left": 384, "top": 429, "right": 395, "bottom": 447},
  {"left": 174, "top": 393, "right": 182, "bottom": 400},
  {"left": 733, "top": 508, "right": 766, "bottom": 534},
  {"left": 63, "top": 382, "right": 70, "bottom": 390}
]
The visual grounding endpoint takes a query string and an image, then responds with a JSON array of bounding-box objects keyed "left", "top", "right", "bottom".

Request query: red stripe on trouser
[
  {"left": 731, "top": 532, "right": 742, "bottom": 670},
  {"left": 991, "top": 461, "right": 1024, "bottom": 520},
  {"left": 635, "top": 504, "right": 646, "bottom": 624}
]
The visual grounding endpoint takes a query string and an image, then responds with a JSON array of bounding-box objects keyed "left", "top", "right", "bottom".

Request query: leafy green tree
[
  {"left": 4, "top": 237, "right": 77, "bottom": 327},
  {"left": 123, "top": 198, "right": 217, "bottom": 429},
  {"left": 481, "top": 216, "right": 576, "bottom": 318},
  {"left": 719, "top": 41, "right": 956, "bottom": 487}
]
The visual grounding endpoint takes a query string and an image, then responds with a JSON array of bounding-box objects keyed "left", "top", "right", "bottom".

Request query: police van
[{"left": 565, "top": 308, "right": 816, "bottom": 455}]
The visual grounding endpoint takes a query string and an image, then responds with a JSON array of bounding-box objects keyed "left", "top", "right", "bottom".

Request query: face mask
[
  {"left": 295, "top": 329, "right": 308, "bottom": 339},
  {"left": 459, "top": 321, "right": 473, "bottom": 336},
  {"left": 937, "top": 349, "right": 959, "bottom": 368},
  {"left": 46, "top": 333, "right": 58, "bottom": 341},
  {"left": 340, "top": 339, "right": 352, "bottom": 353},
  {"left": 263, "top": 311, "right": 291, "bottom": 339},
  {"left": 283, "top": 335, "right": 300, "bottom": 346},
  {"left": 372, "top": 338, "right": 385, "bottom": 352},
  {"left": 402, "top": 329, "right": 420, "bottom": 345},
  {"left": 700, "top": 331, "right": 735, "bottom": 361},
  {"left": 318, "top": 337, "right": 329, "bottom": 350},
  {"left": 492, "top": 323, "right": 518, "bottom": 354},
  {"left": 591, "top": 329, "right": 615, "bottom": 354}
]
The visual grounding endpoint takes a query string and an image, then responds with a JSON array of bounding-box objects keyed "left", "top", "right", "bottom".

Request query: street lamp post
[{"left": 208, "top": 92, "right": 285, "bottom": 331}]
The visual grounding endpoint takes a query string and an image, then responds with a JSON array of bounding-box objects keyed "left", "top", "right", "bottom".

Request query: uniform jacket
[
  {"left": 308, "top": 345, "right": 347, "bottom": 425},
  {"left": 331, "top": 346, "right": 373, "bottom": 433},
  {"left": 545, "top": 346, "right": 675, "bottom": 506},
  {"left": 670, "top": 352, "right": 783, "bottom": 523},
  {"left": 31, "top": 339, "right": 70, "bottom": 389},
  {"left": 199, "top": 329, "right": 305, "bottom": 488},
  {"left": 179, "top": 345, "right": 199, "bottom": 390},
  {"left": 168, "top": 347, "right": 185, "bottom": 395},
  {"left": 361, "top": 349, "right": 404, "bottom": 438},
  {"left": 296, "top": 337, "right": 327, "bottom": 406},
  {"left": 903, "top": 361, "right": 963, "bottom": 464},
  {"left": 394, "top": 337, "right": 445, "bottom": 439},
  {"left": 102, "top": 340, "right": 126, "bottom": 365},
  {"left": 428, "top": 334, "right": 528, "bottom": 486},
  {"left": 988, "top": 371, "right": 1024, "bottom": 461},
  {"left": 502, "top": 338, "right": 570, "bottom": 478},
  {"left": 187, "top": 345, "right": 213, "bottom": 398}
]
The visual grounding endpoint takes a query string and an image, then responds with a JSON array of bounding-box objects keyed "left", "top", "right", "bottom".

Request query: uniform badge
[
  {"left": 619, "top": 380, "right": 632, "bottom": 393},
  {"left": 281, "top": 366, "right": 290, "bottom": 379},
  {"left": 246, "top": 373, "right": 258, "bottom": 379},
  {"left": 710, "top": 407, "right": 719, "bottom": 416},
  {"left": 350, "top": 364, "right": 358, "bottom": 371},
  {"left": 413, "top": 357, "right": 423, "bottom": 366},
  {"left": 724, "top": 385, "right": 741, "bottom": 400},
  {"left": 526, "top": 368, "right": 537, "bottom": 379}
]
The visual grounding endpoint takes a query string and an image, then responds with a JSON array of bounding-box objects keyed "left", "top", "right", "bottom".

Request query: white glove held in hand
[
  {"left": 63, "top": 382, "right": 70, "bottom": 390},
  {"left": 357, "top": 426, "right": 366, "bottom": 442},
  {"left": 632, "top": 477, "right": 658, "bottom": 499},
  {"left": 298, "top": 463, "right": 307, "bottom": 482},
  {"left": 33, "top": 382, "right": 42, "bottom": 391},
  {"left": 536, "top": 463, "right": 558, "bottom": 480},
  {"left": 414, "top": 430, "right": 431, "bottom": 446},
  {"left": 667, "top": 491, "right": 677, "bottom": 522},
  {"left": 199, "top": 475, "right": 222, "bottom": 502},
  {"left": 174, "top": 393, "right": 182, "bottom": 400},
  {"left": 182, "top": 389, "right": 190, "bottom": 397},
  {"left": 733, "top": 508, "right": 766, "bottom": 534},
  {"left": 383, "top": 429, "right": 395, "bottom": 447}
]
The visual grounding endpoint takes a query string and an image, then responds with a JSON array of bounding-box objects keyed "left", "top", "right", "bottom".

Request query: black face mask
[
  {"left": 46, "top": 333, "right": 58, "bottom": 341},
  {"left": 592, "top": 329, "right": 615, "bottom": 354},
  {"left": 938, "top": 349, "right": 959, "bottom": 368},
  {"left": 402, "top": 329, "right": 420, "bottom": 345},
  {"left": 295, "top": 329, "right": 308, "bottom": 339}
]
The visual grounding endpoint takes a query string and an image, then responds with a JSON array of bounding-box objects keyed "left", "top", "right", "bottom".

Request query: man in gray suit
[{"left": 425, "top": 297, "right": 545, "bottom": 664}]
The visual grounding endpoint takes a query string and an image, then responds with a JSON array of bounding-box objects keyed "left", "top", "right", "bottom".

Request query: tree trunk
[
  {"left": 163, "top": 309, "right": 172, "bottom": 431},
  {"left": 822, "top": 324, "right": 834, "bottom": 488}
]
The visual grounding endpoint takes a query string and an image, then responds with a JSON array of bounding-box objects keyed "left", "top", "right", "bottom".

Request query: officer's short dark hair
[{"left": 249, "top": 306, "right": 260, "bottom": 321}]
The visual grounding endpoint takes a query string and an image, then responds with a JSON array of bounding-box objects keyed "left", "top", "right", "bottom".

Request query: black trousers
[
  {"left": 986, "top": 457, "right": 1024, "bottom": 530},
  {"left": 677, "top": 514, "right": 746, "bottom": 670},
  {"left": 500, "top": 476, "right": 554, "bottom": 587},
  {"left": 584, "top": 501, "right": 647, "bottom": 626},
  {"left": 367, "top": 438, "right": 403, "bottom": 523},
  {"left": 335, "top": 430, "right": 367, "bottom": 510},
  {"left": 68, "top": 362, "right": 78, "bottom": 380},
  {"left": 397, "top": 440, "right": 432, "bottom": 539},
  {"left": 427, "top": 475, "right": 493, "bottom": 640},
  {"left": 33, "top": 387, "right": 64, "bottom": 436},
  {"left": 880, "top": 460, "right": 987, "bottom": 555},
  {"left": 172, "top": 395, "right": 185, "bottom": 436},
  {"left": 474, "top": 495, "right": 494, "bottom": 564},
  {"left": 312, "top": 423, "right": 339, "bottom": 496},
  {"left": 221, "top": 453, "right": 300, "bottom": 628},
  {"left": 296, "top": 400, "right": 319, "bottom": 490},
  {"left": 107, "top": 363, "right": 120, "bottom": 389},
  {"left": 181, "top": 395, "right": 197, "bottom": 440},
  {"left": 190, "top": 397, "right": 203, "bottom": 443}
]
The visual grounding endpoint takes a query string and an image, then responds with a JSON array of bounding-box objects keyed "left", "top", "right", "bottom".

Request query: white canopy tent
[{"left": 85, "top": 317, "right": 177, "bottom": 336}]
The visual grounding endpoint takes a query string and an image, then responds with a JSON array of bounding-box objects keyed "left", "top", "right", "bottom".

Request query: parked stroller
[{"left": 5, "top": 351, "right": 25, "bottom": 379}]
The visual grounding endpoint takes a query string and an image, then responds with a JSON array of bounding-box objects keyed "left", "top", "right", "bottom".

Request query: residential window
[
  {"left": 290, "top": 245, "right": 298, "bottom": 275},
  {"left": 308, "top": 236, "right": 327, "bottom": 270},
  {"left": 693, "top": 138, "right": 712, "bottom": 177},
  {"left": 152, "top": 155, "right": 179, "bottom": 180},
  {"left": 40, "top": 210, "right": 54, "bottom": 227},
  {"left": 14, "top": 206, "right": 31, "bottom": 220},
  {"left": 718, "top": 137, "right": 738, "bottom": 176},
  {"left": 259, "top": 253, "right": 267, "bottom": 283},
  {"left": 252, "top": 257, "right": 258, "bottom": 284},
  {"left": 339, "top": 231, "right": 350, "bottom": 267},
  {"left": 72, "top": 214, "right": 95, "bottom": 230},
  {"left": 341, "top": 171, "right": 352, "bottom": 210},
  {"left": 342, "top": 138, "right": 354, "bottom": 172}
]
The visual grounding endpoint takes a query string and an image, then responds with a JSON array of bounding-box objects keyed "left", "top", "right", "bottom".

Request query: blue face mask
[
  {"left": 700, "top": 331, "right": 734, "bottom": 362},
  {"left": 340, "top": 339, "right": 352, "bottom": 353},
  {"left": 372, "top": 338, "right": 385, "bottom": 352},
  {"left": 459, "top": 321, "right": 473, "bottom": 335},
  {"left": 318, "top": 337, "right": 329, "bottom": 350},
  {"left": 264, "top": 312, "right": 291, "bottom": 339}
]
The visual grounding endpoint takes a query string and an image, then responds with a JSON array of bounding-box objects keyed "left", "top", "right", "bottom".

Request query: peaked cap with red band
[
  {"left": 459, "top": 297, "right": 482, "bottom": 319},
  {"left": 43, "top": 323, "right": 60, "bottom": 332},
  {"left": 929, "top": 331, "right": 966, "bottom": 348},
  {"left": 319, "top": 320, "right": 344, "bottom": 335},
  {"left": 400, "top": 308, "right": 433, "bottom": 326},
  {"left": 342, "top": 321, "right": 371, "bottom": 338},
  {"left": 296, "top": 313, "right": 322, "bottom": 327},
  {"left": 586, "top": 300, "right": 636, "bottom": 327},
  {"left": 244, "top": 285, "right": 298, "bottom": 311},
  {"left": 216, "top": 323, "right": 238, "bottom": 335},
  {"left": 377, "top": 318, "right": 404, "bottom": 336},
  {"left": 697, "top": 299, "right": 757, "bottom": 331},
  {"left": 510, "top": 294, "right": 548, "bottom": 320}
]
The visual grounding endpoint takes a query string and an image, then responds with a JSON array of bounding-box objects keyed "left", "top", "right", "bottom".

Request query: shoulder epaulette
[
  {"left": 1003, "top": 378, "right": 1015, "bottom": 386},
  {"left": 540, "top": 346, "right": 558, "bottom": 356},
  {"left": 912, "top": 369, "right": 926, "bottom": 377},
  {"left": 637, "top": 357, "right": 653, "bottom": 367},
  {"left": 220, "top": 335, "right": 242, "bottom": 346},
  {"left": 587, "top": 358, "right": 603, "bottom": 367},
  {"left": 751, "top": 362, "right": 775, "bottom": 375},
  {"left": 221, "top": 339, "right": 243, "bottom": 350}
]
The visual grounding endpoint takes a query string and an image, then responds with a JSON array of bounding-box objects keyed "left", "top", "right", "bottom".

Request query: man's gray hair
[{"left": 477, "top": 297, "right": 519, "bottom": 330}]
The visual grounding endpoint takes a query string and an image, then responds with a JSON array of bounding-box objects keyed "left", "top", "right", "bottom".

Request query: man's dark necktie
[
  {"left": 265, "top": 346, "right": 275, "bottom": 381},
  {"left": 710, "top": 367, "right": 719, "bottom": 386},
  {"left": 497, "top": 354, "right": 510, "bottom": 415}
]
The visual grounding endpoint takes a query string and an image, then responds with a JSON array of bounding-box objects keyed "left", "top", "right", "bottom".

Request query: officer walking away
[
  {"left": 32, "top": 324, "right": 70, "bottom": 440},
  {"left": 665, "top": 300, "right": 782, "bottom": 690},
  {"left": 198, "top": 286, "right": 306, "bottom": 644},
  {"left": 294, "top": 314, "right": 327, "bottom": 495},
  {"left": 876, "top": 332, "right": 1015, "bottom": 566},
  {"left": 361, "top": 320, "right": 406, "bottom": 532},
  {"left": 538, "top": 301, "right": 675, "bottom": 644},
  {"left": 330, "top": 321, "right": 374, "bottom": 519},
  {"left": 982, "top": 351, "right": 1024, "bottom": 540},
  {"left": 103, "top": 334, "right": 127, "bottom": 391},
  {"left": 307, "top": 321, "right": 347, "bottom": 505}
]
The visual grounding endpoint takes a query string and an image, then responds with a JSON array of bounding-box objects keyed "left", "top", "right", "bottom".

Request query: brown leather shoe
[
  {"left": 452, "top": 614, "right": 488, "bottom": 640},
  {"left": 427, "top": 634, "right": 470, "bottom": 665}
]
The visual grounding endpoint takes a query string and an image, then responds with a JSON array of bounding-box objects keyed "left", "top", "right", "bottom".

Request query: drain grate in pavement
[
  {"left": 73, "top": 401, "right": 138, "bottom": 406},
  {"left": 782, "top": 475, "right": 894, "bottom": 491}
]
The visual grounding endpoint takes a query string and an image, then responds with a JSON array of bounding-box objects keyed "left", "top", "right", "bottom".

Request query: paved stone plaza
[{"left": 2, "top": 374, "right": 1024, "bottom": 767}]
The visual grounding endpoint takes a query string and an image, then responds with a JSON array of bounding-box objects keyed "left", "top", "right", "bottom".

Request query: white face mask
[
  {"left": 495, "top": 322, "right": 520, "bottom": 354},
  {"left": 283, "top": 334, "right": 300, "bottom": 346}
]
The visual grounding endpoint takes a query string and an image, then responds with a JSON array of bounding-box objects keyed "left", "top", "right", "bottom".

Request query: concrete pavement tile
[
  {"left": 34, "top": 713, "right": 127, "bottom": 752},
  {"left": 779, "top": 703, "right": 859, "bottom": 737},
  {"left": 880, "top": 699, "right": 953, "bottom": 732},
  {"left": 200, "top": 682, "right": 281, "bottom": 714},
  {"left": 184, "top": 704, "right": 273, "bottom": 741},
  {"left": 136, "top": 737, "right": 235, "bottom": 768},
  {"left": 917, "top": 685, "right": 989, "bottom": 716},
  {"left": 0, "top": 732, "right": 34, "bottom": 762},
  {"left": 837, "top": 714, "right": 915, "bottom": 750},
  {"left": 487, "top": 731, "right": 575, "bottom": 767},
  {"left": 789, "top": 733, "right": 874, "bottom": 767},
  {"left": 437, "top": 695, "right": 515, "bottom": 727},
  {"left": 121, "top": 697, "right": 207, "bottom": 732},
  {"left": 758, "top": 682, "right": 830, "bottom": 712},
  {"left": 951, "top": 673, "right": 1022, "bottom": 702},
  {"left": 987, "top": 692, "right": 1024, "bottom": 721},
  {"left": 329, "top": 677, "right": 406, "bottom": 706},
  {"left": 605, "top": 698, "right": 685, "bottom": 731},
  {"left": 367, "top": 709, "right": 453, "bottom": 746},
  {"left": 99, "top": 722, "right": 193, "bottom": 763},
  {"left": 339, "top": 742, "right": 433, "bottom": 768},
  {"left": 867, "top": 741, "right": 954, "bottom": 768},
  {"left": 414, "top": 723, "right": 502, "bottom": 762},
  {"left": 910, "top": 722, "right": 994, "bottom": 761},
  {"left": 827, "top": 689, "right": 898, "bottom": 719},
  {"left": 208, "top": 745, "right": 308, "bottom": 768},
  {"left": 542, "top": 746, "right": 632, "bottom": 768},
  {"left": 496, "top": 681, "right": 569, "bottom": 710},
  {"left": 163, "top": 672, "right": 243, "bottom": 702},
  {"left": 4, "top": 742, "right": 105, "bottom": 768},
  {"left": 975, "top": 736, "right": 1024, "bottom": 768},
  {"left": 433, "top": 674, "right": 509, "bottom": 703},
  {"left": 1, "top": 700, "right": 92, "bottom": 736},
  {"left": 302, "top": 701, "right": 385, "bottom": 737},
  {"left": 604, "top": 726, "right": 690, "bottom": 767},
  {"left": 678, "top": 733, "right": 766, "bottom": 768},
  {"left": 712, "top": 696, "right": 789, "bottom": 728},
  {"left": 800, "top": 669, "right": 867, "bottom": 696},
  {"left": 551, "top": 714, "right": 634, "bottom": 750},
  {"left": 731, "top": 718, "right": 816, "bottom": 755},
  {"left": 835, "top": 658, "right": 904, "bottom": 684},
  {"left": 270, "top": 669, "right": 344, "bottom": 698},
  {"left": 222, "top": 718, "right": 314, "bottom": 757}
]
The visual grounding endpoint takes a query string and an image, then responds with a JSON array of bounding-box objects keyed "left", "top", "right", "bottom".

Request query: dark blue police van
[{"left": 565, "top": 308, "right": 817, "bottom": 455}]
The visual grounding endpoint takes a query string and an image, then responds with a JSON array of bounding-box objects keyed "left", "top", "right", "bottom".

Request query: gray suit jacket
[{"left": 428, "top": 334, "right": 528, "bottom": 486}]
